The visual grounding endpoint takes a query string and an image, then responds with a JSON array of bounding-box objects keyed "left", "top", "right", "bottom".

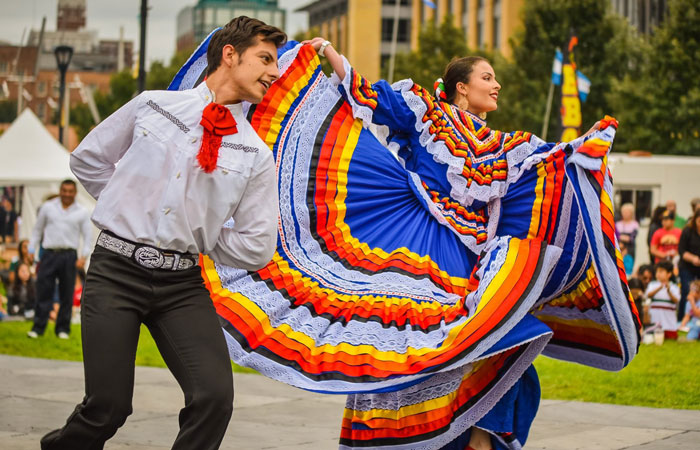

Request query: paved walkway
[{"left": 1, "top": 354, "right": 698, "bottom": 449}]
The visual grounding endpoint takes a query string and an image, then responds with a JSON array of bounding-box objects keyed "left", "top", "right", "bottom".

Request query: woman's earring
[{"left": 479, "top": 112, "right": 487, "bottom": 120}]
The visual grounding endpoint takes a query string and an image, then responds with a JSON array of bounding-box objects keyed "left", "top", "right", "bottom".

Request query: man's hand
[{"left": 76, "top": 258, "right": 86, "bottom": 270}]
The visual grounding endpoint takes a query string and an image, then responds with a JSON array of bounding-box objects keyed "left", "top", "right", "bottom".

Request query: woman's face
[
  {"left": 621, "top": 207, "right": 634, "bottom": 221},
  {"left": 17, "top": 264, "right": 30, "bottom": 282},
  {"left": 463, "top": 61, "right": 501, "bottom": 115},
  {"left": 20, "top": 240, "right": 28, "bottom": 256},
  {"left": 695, "top": 216, "right": 700, "bottom": 232}
]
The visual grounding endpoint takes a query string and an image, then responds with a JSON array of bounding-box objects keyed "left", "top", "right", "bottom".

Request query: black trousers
[
  {"left": 41, "top": 246, "right": 234, "bottom": 450},
  {"left": 33, "top": 249, "right": 77, "bottom": 335}
]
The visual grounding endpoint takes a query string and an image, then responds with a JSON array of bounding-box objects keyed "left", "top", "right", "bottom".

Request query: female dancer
[{"left": 171, "top": 31, "right": 641, "bottom": 450}]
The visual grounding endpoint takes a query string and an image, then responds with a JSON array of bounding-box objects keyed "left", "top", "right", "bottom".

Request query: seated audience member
[
  {"left": 8, "top": 239, "right": 35, "bottom": 284},
  {"left": 650, "top": 210, "right": 682, "bottom": 263},
  {"left": 0, "top": 197, "right": 18, "bottom": 244},
  {"left": 685, "top": 280, "right": 700, "bottom": 340},
  {"left": 628, "top": 277, "right": 648, "bottom": 326},
  {"left": 637, "top": 264, "right": 655, "bottom": 291},
  {"left": 7, "top": 262, "right": 36, "bottom": 318},
  {"left": 646, "top": 261, "right": 681, "bottom": 340}
]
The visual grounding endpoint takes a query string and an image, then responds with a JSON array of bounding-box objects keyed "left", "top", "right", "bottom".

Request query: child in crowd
[
  {"left": 6, "top": 262, "right": 36, "bottom": 318},
  {"left": 683, "top": 280, "right": 700, "bottom": 340},
  {"left": 628, "top": 278, "right": 648, "bottom": 326},
  {"left": 620, "top": 241, "right": 634, "bottom": 277},
  {"left": 645, "top": 261, "right": 681, "bottom": 339}
]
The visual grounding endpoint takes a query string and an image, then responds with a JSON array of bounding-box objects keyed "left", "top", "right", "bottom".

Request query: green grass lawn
[
  {"left": 0, "top": 320, "right": 256, "bottom": 373},
  {"left": 1, "top": 320, "right": 698, "bottom": 409},
  {"left": 535, "top": 338, "right": 700, "bottom": 410}
]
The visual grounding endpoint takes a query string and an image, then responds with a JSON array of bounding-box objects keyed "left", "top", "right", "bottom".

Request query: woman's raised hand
[{"left": 301, "top": 37, "right": 328, "bottom": 52}]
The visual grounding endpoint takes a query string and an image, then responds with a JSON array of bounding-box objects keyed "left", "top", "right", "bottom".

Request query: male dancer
[{"left": 41, "top": 17, "right": 285, "bottom": 450}]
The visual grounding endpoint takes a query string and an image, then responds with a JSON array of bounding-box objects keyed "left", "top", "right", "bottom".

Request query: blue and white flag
[
  {"left": 576, "top": 70, "right": 591, "bottom": 102},
  {"left": 551, "top": 48, "right": 563, "bottom": 85},
  {"left": 422, "top": 0, "right": 437, "bottom": 9}
]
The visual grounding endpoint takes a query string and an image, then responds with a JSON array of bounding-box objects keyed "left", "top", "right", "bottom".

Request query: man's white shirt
[
  {"left": 29, "top": 198, "right": 92, "bottom": 258},
  {"left": 70, "top": 82, "right": 278, "bottom": 270}
]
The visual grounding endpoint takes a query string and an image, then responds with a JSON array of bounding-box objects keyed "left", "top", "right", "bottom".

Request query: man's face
[
  {"left": 662, "top": 217, "right": 674, "bottom": 230},
  {"left": 59, "top": 183, "right": 77, "bottom": 206},
  {"left": 666, "top": 200, "right": 676, "bottom": 213},
  {"left": 225, "top": 37, "right": 279, "bottom": 104},
  {"left": 1, "top": 199, "right": 10, "bottom": 211}
]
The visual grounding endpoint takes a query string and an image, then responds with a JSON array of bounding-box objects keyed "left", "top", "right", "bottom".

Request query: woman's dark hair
[
  {"left": 686, "top": 208, "right": 700, "bottom": 233},
  {"left": 650, "top": 206, "right": 666, "bottom": 226},
  {"left": 206, "top": 16, "right": 287, "bottom": 76},
  {"left": 638, "top": 264, "right": 653, "bottom": 276},
  {"left": 442, "top": 56, "right": 489, "bottom": 104},
  {"left": 17, "top": 238, "right": 29, "bottom": 261},
  {"left": 627, "top": 277, "right": 643, "bottom": 291},
  {"left": 10, "top": 262, "right": 35, "bottom": 300}
]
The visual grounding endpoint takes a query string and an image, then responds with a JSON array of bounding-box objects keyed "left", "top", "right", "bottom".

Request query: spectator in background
[
  {"left": 627, "top": 277, "right": 648, "bottom": 326},
  {"left": 647, "top": 206, "right": 666, "bottom": 263},
  {"left": 684, "top": 280, "right": 700, "bottom": 340},
  {"left": 637, "top": 264, "right": 655, "bottom": 291},
  {"left": 650, "top": 210, "right": 682, "bottom": 263},
  {"left": 27, "top": 180, "right": 92, "bottom": 340},
  {"left": 646, "top": 261, "right": 680, "bottom": 340},
  {"left": 690, "top": 197, "right": 700, "bottom": 220},
  {"left": 666, "top": 199, "right": 687, "bottom": 229},
  {"left": 8, "top": 239, "right": 34, "bottom": 284},
  {"left": 678, "top": 208, "right": 700, "bottom": 322},
  {"left": 620, "top": 241, "right": 634, "bottom": 277},
  {"left": 0, "top": 197, "right": 18, "bottom": 244},
  {"left": 616, "top": 202, "right": 639, "bottom": 261},
  {"left": 7, "top": 262, "right": 36, "bottom": 318}
]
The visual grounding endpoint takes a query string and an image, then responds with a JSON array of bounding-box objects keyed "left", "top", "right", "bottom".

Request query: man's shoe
[
  {"left": 57, "top": 332, "right": 70, "bottom": 340},
  {"left": 27, "top": 330, "right": 39, "bottom": 339}
]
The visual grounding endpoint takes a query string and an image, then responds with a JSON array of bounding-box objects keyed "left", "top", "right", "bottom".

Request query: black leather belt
[{"left": 96, "top": 231, "right": 197, "bottom": 271}]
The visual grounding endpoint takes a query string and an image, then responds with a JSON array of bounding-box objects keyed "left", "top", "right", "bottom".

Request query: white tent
[{"left": 0, "top": 108, "right": 96, "bottom": 242}]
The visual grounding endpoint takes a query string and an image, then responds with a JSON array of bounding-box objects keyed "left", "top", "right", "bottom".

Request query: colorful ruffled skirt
[{"left": 172, "top": 40, "right": 641, "bottom": 449}]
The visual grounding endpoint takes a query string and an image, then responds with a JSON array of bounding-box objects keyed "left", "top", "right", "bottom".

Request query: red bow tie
[{"left": 198, "top": 102, "right": 238, "bottom": 173}]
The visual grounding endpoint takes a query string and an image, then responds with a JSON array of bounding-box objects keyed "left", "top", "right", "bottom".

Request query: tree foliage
[
  {"left": 70, "top": 48, "right": 192, "bottom": 140},
  {"left": 610, "top": 0, "right": 700, "bottom": 155},
  {"left": 487, "top": 0, "right": 644, "bottom": 141},
  {"left": 0, "top": 100, "right": 18, "bottom": 123},
  {"left": 390, "top": 16, "right": 474, "bottom": 90}
]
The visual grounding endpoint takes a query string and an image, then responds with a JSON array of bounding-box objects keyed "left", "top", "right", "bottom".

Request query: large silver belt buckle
[{"left": 134, "top": 246, "right": 165, "bottom": 269}]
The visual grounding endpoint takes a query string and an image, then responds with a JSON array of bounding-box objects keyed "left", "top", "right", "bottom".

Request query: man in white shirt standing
[
  {"left": 28, "top": 179, "right": 91, "bottom": 340},
  {"left": 40, "top": 17, "right": 284, "bottom": 450}
]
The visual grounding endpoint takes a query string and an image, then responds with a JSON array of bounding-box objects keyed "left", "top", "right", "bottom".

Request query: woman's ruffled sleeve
[{"left": 332, "top": 55, "right": 419, "bottom": 134}]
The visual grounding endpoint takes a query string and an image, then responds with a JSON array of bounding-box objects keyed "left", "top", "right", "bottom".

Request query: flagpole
[
  {"left": 387, "top": 0, "right": 401, "bottom": 84},
  {"left": 541, "top": 79, "right": 554, "bottom": 141}
]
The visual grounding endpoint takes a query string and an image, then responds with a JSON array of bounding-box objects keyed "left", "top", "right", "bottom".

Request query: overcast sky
[{"left": 0, "top": 0, "right": 309, "bottom": 67}]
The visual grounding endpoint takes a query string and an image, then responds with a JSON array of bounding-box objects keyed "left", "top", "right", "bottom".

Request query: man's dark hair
[
  {"left": 60, "top": 179, "right": 77, "bottom": 189},
  {"left": 206, "top": 16, "right": 287, "bottom": 76}
]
